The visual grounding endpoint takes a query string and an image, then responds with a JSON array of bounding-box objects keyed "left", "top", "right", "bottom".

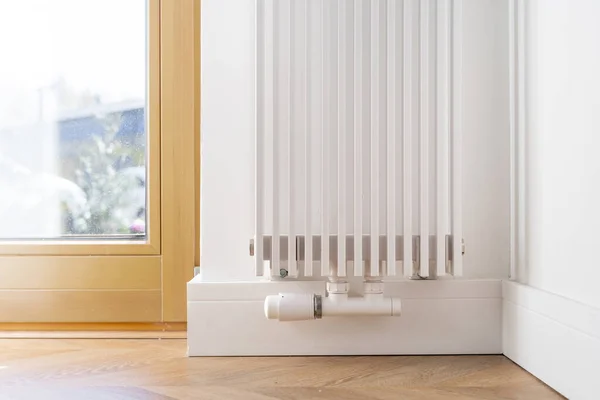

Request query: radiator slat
[
  {"left": 436, "top": 0, "right": 450, "bottom": 277},
  {"left": 353, "top": 0, "right": 364, "bottom": 277},
  {"left": 402, "top": 0, "right": 413, "bottom": 277},
  {"left": 370, "top": 0, "right": 380, "bottom": 277},
  {"left": 516, "top": 0, "right": 526, "bottom": 279},
  {"left": 419, "top": 0, "right": 430, "bottom": 278},
  {"left": 271, "top": 0, "right": 281, "bottom": 277},
  {"left": 386, "top": 0, "right": 397, "bottom": 276},
  {"left": 304, "top": 0, "right": 313, "bottom": 277},
  {"left": 321, "top": 0, "right": 330, "bottom": 277},
  {"left": 337, "top": 0, "right": 347, "bottom": 277},
  {"left": 451, "top": 0, "right": 463, "bottom": 276},
  {"left": 288, "top": 0, "right": 298, "bottom": 278},
  {"left": 255, "top": 0, "right": 266, "bottom": 277}
]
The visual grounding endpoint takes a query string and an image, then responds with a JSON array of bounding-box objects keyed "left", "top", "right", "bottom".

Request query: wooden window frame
[{"left": 0, "top": 0, "right": 200, "bottom": 324}]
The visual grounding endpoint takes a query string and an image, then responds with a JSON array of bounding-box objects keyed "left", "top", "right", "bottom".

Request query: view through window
[{"left": 0, "top": 0, "right": 147, "bottom": 239}]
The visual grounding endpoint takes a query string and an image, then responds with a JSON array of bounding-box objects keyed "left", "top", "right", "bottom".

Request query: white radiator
[{"left": 254, "top": 0, "right": 463, "bottom": 280}]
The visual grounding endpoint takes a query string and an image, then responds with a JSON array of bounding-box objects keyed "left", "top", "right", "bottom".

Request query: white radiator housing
[
  {"left": 192, "top": 0, "right": 510, "bottom": 356},
  {"left": 188, "top": 277, "right": 502, "bottom": 356},
  {"left": 254, "top": 0, "right": 463, "bottom": 280}
]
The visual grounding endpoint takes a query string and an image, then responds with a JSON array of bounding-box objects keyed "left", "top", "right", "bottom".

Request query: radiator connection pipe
[{"left": 264, "top": 293, "right": 402, "bottom": 321}]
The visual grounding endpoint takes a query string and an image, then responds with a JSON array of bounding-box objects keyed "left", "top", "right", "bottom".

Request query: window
[
  {"left": 0, "top": 0, "right": 147, "bottom": 240},
  {"left": 0, "top": 0, "right": 199, "bottom": 324}
]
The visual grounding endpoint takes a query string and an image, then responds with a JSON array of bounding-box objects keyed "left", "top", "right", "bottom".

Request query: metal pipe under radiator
[{"left": 264, "top": 292, "right": 402, "bottom": 322}]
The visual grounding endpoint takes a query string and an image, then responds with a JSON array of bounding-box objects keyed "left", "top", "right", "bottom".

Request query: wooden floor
[{"left": 0, "top": 338, "right": 562, "bottom": 400}]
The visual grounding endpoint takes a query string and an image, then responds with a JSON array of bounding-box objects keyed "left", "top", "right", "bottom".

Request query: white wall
[
  {"left": 200, "top": 0, "right": 510, "bottom": 282},
  {"left": 201, "top": 0, "right": 256, "bottom": 281},
  {"left": 519, "top": 0, "right": 600, "bottom": 309}
]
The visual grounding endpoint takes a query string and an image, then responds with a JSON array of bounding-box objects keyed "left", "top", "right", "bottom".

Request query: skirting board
[
  {"left": 503, "top": 281, "right": 600, "bottom": 399},
  {"left": 187, "top": 277, "right": 502, "bottom": 356}
]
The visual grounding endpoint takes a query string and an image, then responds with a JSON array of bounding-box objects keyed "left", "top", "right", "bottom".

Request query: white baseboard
[
  {"left": 187, "top": 277, "right": 502, "bottom": 356},
  {"left": 503, "top": 281, "right": 600, "bottom": 400}
]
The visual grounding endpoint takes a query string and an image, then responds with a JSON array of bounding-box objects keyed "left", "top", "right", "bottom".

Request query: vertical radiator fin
[
  {"left": 419, "top": 0, "right": 430, "bottom": 278},
  {"left": 337, "top": 0, "right": 347, "bottom": 277},
  {"left": 255, "top": 0, "right": 265, "bottom": 276},
  {"left": 370, "top": 0, "right": 380, "bottom": 277},
  {"left": 304, "top": 0, "right": 313, "bottom": 277},
  {"left": 516, "top": 0, "right": 526, "bottom": 280},
  {"left": 451, "top": 0, "right": 463, "bottom": 276},
  {"left": 271, "top": 0, "right": 281, "bottom": 278},
  {"left": 353, "top": 0, "right": 364, "bottom": 277},
  {"left": 288, "top": 0, "right": 297, "bottom": 278},
  {"left": 436, "top": 0, "right": 450, "bottom": 277},
  {"left": 508, "top": 0, "right": 516, "bottom": 281},
  {"left": 386, "top": 0, "right": 397, "bottom": 276},
  {"left": 321, "top": 0, "right": 330, "bottom": 277},
  {"left": 402, "top": 0, "right": 413, "bottom": 277}
]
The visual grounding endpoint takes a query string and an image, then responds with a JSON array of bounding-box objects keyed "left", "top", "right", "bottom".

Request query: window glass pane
[{"left": 0, "top": 0, "right": 147, "bottom": 239}]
